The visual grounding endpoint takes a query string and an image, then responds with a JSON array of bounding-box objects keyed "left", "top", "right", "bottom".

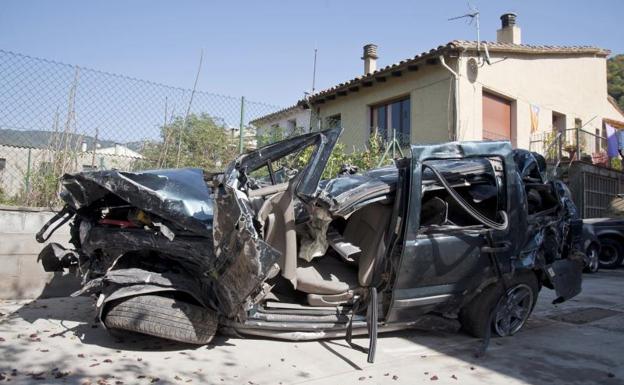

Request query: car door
[{"left": 386, "top": 141, "right": 521, "bottom": 323}]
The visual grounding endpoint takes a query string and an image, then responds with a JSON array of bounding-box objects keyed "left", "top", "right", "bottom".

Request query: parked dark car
[
  {"left": 583, "top": 217, "right": 624, "bottom": 269},
  {"left": 36, "top": 128, "right": 583, "bottom": 362}
]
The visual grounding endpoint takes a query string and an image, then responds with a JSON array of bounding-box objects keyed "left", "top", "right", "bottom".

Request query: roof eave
[{"left": 305, "top": 44, "right": 459, "bottom": 104}]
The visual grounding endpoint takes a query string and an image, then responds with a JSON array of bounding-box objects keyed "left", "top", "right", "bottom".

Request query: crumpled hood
[{"left": 60, "top": 167, "right": 214, "bottom": 236}]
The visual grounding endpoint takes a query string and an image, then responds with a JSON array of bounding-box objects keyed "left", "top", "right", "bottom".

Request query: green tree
[
  {"left": 141, "top": 113, "right": 238, "bottom": 171},
  {"left": 608, "top": 54, "right": 624, "bottom": 111}
]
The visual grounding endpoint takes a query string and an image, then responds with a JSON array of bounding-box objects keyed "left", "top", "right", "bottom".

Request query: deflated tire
[{"left": 103, "top": 294, "right": 217, "bottom": 345}]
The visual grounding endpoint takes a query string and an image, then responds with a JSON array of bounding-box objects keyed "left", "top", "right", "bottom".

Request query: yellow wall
[
  {"left": 315, "top": 64, "right": 454, "bottom": 150},
  {"left": 312, "top": 52, "right": 623, "bottom": 153}
]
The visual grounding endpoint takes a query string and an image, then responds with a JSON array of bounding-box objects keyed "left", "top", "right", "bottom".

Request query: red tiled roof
[{"left": 302, "top": 40, "right": 610, "bottom": 103}]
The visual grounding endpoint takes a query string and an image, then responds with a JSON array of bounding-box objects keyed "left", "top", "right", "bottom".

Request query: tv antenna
[
  {"left": 449, "top": 4, "right": 490, "bottom": 65},
  {"left": 311, "top": 47, "right": 318, "bottom": 94}
]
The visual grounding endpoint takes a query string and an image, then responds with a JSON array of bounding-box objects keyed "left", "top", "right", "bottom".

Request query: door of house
[{"left": 482, "top": 91, "right": 512, "bottom": 142}]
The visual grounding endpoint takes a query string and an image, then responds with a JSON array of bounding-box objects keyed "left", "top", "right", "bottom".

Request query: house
[
  {"left": 256, "top": 13, "right": 624, "bottom": 156},
  {"left": 0, "top": 129, "right": 143, "bottom": 198},
  {"left": 250, "top": 105, "right": 311, "bottom": 141}
]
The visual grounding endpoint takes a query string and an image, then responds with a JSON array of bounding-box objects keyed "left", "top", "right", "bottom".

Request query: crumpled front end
[{"left": 37, "top": 166, "right": 278, "bottom": 319}]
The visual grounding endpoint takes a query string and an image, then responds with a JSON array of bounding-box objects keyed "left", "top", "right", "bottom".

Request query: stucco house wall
[
  {"left": 456, "top": 53, "right": 623, "bottom": 150},
  {"left": 315, "top": 64, "right": 454, "bottom": 150},
  {"left": 253, "top": 107, "right": 311, "bottom": 139}
]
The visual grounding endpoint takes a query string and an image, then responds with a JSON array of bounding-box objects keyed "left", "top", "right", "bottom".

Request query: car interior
[{"left": 241, "top": 151, "right": 506, "bottom": 311}]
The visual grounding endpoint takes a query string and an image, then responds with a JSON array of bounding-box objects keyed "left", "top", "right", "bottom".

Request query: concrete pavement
[{"left": 1, "top": 270, "right": 623, "bottom": 385}]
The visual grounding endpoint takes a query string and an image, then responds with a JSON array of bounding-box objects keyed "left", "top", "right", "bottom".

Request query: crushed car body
[{"left": 37, "top": 128, "right": 584, "bottom": 362}]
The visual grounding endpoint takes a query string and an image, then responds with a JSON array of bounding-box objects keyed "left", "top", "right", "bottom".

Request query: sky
[{"left": 1, "top": 0, "right": 623, "bottom": 107}]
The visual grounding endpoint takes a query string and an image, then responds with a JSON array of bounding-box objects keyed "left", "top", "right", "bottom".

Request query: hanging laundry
[
  {"left": 605, "top": 123, "right": 619, "bottom": 158},
  {"left": 530, "top": 105, "right": 540, "bottom": 133}
]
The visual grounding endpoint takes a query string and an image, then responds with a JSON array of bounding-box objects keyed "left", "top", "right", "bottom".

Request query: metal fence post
[
  {"left": 24, "top": 148, "right": 31, "bottom": 194},
  {"left": 239, "top": 96, "right": 245, "bottom": 154},
  {"left": 576, "top": 125, "right": 581, "bottom": 160}
]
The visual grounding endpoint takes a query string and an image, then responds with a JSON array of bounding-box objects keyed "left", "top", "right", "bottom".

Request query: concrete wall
[
  {"left": 314, "top": 64, "right": 454, "bottom": 150},
  {"left": 457, "top": 53, "right": 624, "bottom": 150},
  {"left": 0, "top": 207, "right": 80, "bottom": 299}
]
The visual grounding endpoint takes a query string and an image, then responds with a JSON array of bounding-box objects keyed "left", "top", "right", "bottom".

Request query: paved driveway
[{"left": 1, "top": 270, "right": 623, "bottom": 385}]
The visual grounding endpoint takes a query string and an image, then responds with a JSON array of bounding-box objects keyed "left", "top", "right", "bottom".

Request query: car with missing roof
[{"left": 37, "top": 128, "right": 583, "bottom": 362}]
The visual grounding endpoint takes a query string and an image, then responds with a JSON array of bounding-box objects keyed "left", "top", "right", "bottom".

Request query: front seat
[{"left": 297, "top": 203, "right": 392, "bottom": 306}]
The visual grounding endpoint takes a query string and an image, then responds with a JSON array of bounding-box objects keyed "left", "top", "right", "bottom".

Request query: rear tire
[
  {"left": 104, "top": 294, "right": 217, "bottom": 345},
  {"left": 459, "top": 272, "right": 538, "bottom": 338},
  {"left": 598, "top": 237, "right": 624, "bottom": 269}
]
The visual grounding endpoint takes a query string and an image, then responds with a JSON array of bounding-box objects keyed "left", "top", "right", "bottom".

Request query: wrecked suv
[{"left": 37, "top": 128, "right": 583, "bottom": 362}]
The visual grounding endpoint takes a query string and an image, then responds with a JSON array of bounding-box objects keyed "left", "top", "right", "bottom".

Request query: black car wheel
[
  {"left": 598, "top": 238, "right": 624, "bottom": 269},
  {"left": 460, "top": 272, "right": 538, "bottom": 338},
  {"left": 584, "top": 244, "right": 600, "bottom": 273},
  {"left": 104, "top": 294, "right": 217, "bottom": 345}
]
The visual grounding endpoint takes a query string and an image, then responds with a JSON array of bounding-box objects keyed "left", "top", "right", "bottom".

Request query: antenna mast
[
  {"left": 311, "top": 48, "right": 318, "bottom": 94},
  {"left": 448, "top": 4, "right": 481, "bottom": 57}
]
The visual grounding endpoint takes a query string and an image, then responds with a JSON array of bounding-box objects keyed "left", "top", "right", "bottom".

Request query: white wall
[
  {"left": 457, "top": 53, "right": 623, "bottom": 151},
  {"left": 0, "top": 145, "right": 142, "bottom": 198},
  {"left": 255, "top": 108, "right": 311, "bottom": 139}
]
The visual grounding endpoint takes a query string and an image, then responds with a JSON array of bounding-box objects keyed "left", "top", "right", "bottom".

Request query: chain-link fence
[{"left": 0, "top": 49, "right": 281, "bottom": 207}]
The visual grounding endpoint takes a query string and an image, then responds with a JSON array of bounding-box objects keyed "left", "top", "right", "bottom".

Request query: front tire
[
  {"left": 598, "top": 238, "right": 624, "bottom": 269},
  {"left": 460, "top": 272, "right": 538, "bottom": 338},
  {"left": 104, "top": 294, "right": 217, "bottom": 345}
]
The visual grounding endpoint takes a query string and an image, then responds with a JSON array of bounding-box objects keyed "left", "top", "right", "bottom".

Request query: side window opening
[{"left": 419, "top": 157, "right": 504, "bottom": 231}]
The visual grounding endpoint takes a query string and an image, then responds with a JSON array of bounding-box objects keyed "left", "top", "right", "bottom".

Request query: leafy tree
[
  {"left": 608, "top": 54, "right": 624, "bottom": 111},
  {"left": 141, "top": 113, "right": 238, "bottom": 171}
]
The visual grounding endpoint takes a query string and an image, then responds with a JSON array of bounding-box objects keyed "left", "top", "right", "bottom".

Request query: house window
[
  {"left": 370, "top": 97, "right": 410, "bottom": 145},
  {"left": 0, "top": 158, "right": 6, "bottom": 171},
  {"left": 552, "top": 111, "right": 565, "bottom": 133},
  {"left": 286, "top": 119, "right": 297, "bottom": 134},
  {"left": 326, "top": 114, "right": 341, "bottom": 129}
]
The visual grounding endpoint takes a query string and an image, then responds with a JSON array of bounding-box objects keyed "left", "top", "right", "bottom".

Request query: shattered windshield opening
[{"left": 247, "top": 146, "right": 314, "bottom": 188}]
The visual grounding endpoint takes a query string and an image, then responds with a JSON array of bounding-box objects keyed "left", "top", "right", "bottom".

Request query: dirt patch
[{"left": 549, "top": 307, "right": 622, "bottom": 325}]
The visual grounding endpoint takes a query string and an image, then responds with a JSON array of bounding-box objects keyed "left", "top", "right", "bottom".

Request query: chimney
[
  {"left": 497, "top": 13, "right": 521, "bottom": 44},
  {"left": 362, "top": 44, "right": 378, "bottom": 75}
]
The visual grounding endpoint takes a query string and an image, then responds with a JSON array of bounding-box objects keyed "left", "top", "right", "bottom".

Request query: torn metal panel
[
  {"left": 61, "top": 168, "right": 214, "bottom": 236},
  {"left": 212, "top": 185, "right": 281, "bottom": 318}
]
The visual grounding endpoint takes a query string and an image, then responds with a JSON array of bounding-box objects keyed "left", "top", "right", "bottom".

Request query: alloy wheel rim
[
  {"left": 588, "top": 247, "right": 599, "bottom": 272},
  {"left": 493, "top": 284, "right": 534, "bottom": 337}
]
